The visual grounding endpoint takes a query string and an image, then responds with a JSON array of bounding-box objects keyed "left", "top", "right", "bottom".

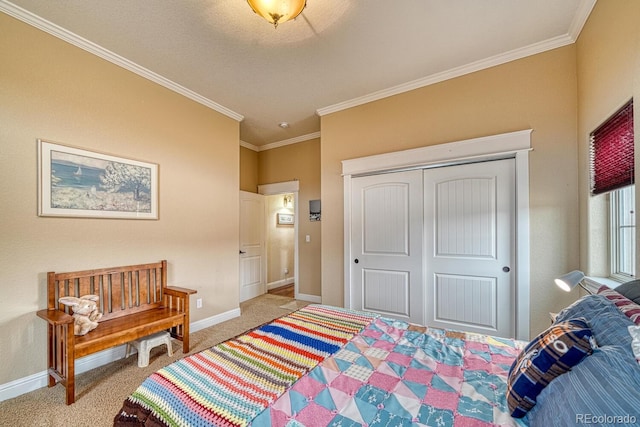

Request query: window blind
[{"left": 590, "top": 100, "right": 634, "bottom": 196}]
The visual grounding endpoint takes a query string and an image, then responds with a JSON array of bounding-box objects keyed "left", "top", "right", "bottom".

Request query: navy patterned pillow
[{"left": 506, "top": 318, "right": 595, "bottom": 418}]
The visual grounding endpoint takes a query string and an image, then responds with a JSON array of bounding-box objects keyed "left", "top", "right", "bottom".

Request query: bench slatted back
[{"left": 47, "top": 261, "right": 167, "bottom": 322}]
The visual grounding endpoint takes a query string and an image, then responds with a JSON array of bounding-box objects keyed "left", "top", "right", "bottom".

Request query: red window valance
[{"left": 590, "top": 100, "right": 634, "bottom": 196}]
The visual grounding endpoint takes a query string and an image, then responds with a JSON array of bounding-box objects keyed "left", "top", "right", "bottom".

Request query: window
[
  {"left": 590, "top": 99, "right": 634, "bottom": 280},
  {"left": 590, "top": 100, "right": 634, "bottom": 196},
  {"left": 610, "top": 185, "right": 635, "bottom": 279}
]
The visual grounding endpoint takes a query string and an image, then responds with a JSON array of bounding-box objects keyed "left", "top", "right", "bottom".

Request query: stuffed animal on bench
[{"left": 58, "top": 295, "right": 103, "bottom": 335}]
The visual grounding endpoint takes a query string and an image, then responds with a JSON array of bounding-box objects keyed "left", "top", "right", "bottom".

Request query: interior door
[
  {"left": 350, "top": 170, "right": 424, "bottom": 324},
  {"left": 424, "top": 159, "right": 515, "bottom": 337},
  {"left": 240, "top": 191, "right": 266, "bottom": 302}
]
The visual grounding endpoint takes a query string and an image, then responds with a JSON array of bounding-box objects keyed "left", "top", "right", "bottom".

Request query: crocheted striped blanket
[{"left": 114, "top": 305, "right": 377, "bottom": 427}]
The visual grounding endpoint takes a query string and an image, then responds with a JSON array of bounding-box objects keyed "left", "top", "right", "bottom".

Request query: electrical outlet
[{"left": 196, "top": 298, "right": 203, "bottom": 309}]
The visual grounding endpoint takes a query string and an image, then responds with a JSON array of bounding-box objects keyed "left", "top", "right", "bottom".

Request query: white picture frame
[
  {"left": 277, "top": 213, "right": 294, "bottom": 225},
  {"left": 37, "top": 139, "right": 159, "bottom": 219}
]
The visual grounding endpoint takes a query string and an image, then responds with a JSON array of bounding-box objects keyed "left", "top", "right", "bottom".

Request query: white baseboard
[
  {"left": 266, "top": 278, "right": 294, "bottom": 290},
  {"left": 297, "top": 293, "right": 322, "bottom": 304},
  {"left": 0, "top": 306, "right": 241, "bottom": 403},
  {"left": 190, "top": 307, "right": 241, "bottom": 333}
]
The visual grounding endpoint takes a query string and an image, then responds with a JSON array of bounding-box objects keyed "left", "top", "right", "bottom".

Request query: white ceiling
[{"left": 2, "top": 0, "right": 595, "bottom": 149}]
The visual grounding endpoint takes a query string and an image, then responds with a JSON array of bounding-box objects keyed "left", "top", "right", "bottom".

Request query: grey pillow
[{"left": 615, "top": 279, "right": 640, "bottom": 305}]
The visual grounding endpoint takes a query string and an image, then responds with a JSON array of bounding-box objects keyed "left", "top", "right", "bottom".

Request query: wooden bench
[{"left": 36, "top": 260, "right": 196, "bottom": 405}]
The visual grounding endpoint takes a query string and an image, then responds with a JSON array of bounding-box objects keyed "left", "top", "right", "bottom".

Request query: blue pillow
[
  {"left": 506, "top": 318, "right": 595, "bottom": 418},
  {"left": 555, "top": 295, "right": 634, "bottom": 348},
  {"left": 528, "top": 345, "right": 640, "bottom": 426}
]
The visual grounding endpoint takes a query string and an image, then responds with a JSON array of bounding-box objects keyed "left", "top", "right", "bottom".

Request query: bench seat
[{"left": 37, "top": 261, "right": 196, "bottom": 404}]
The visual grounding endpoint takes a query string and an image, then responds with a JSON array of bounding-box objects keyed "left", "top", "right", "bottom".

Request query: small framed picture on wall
[{"left": 277, "top": 213, "right": 294, "bottom": 225}]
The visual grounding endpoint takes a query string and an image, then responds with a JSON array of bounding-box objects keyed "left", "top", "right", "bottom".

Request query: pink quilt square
[
  {"left": 294, "top": 402, "right": 335, "bottom": 427},
  {"left": 330, "top": 373, "right": 364, "bottom": 396},
  {"left": 435, "top": 363, "right": 462, "bottom": 378},
  {"left": 372, "top": 340, "right": 395, "bottom": 351},
  {"left": 423, "top": 388, "right": 459, "bottom": 412},
  {"left": 454, "top": 415, "right": 493, "bottom": 427},
  {"left": 403, "top": 367, "right": 434, "bottom": 384},
  {"left": 266, "top": 408, "right": 293, "bottom": 427},
  {"left": 368, "top": 371, "right": 401, "bottom": 391},
  {"left": 463, "top": 355, "right": 491, "bottom": 372},
  {"left": 464, "top": 341, "right": 487, "bottom": 352},
  {"left": 362, "top": 329, "right": 383, "bottom": 339},
  {"left": 386, "top": 351, "right": 412, "bottom": 367},
  {"left": 291, "top": 374, "right": 325, "bottom": 398}
]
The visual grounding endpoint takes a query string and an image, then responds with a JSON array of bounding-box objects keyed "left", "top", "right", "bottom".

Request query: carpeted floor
[{"left": 0, "top": 294, "right": 309, "bottom": 427}]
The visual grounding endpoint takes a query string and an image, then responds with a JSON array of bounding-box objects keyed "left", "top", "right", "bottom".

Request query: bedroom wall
[
  {"left": 576, "top": 0, "right": 640, "bottom": 277},
  {"left": 258, "top": 139, "right": 321, "bottom": 298},
  {"left": 320, "top": 45, "right": 579, "bottom": 338},
  {"left": 0, "top": 13, "right": 240, "bottom": 386},
  {"left": 240, "top": 145, "right": 259, "bottom": 192}
]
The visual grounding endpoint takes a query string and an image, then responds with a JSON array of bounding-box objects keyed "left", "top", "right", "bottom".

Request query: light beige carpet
[
  {"left": 0, "top": 294, "right": 309, "bottom": 427},
  {"left": 278, "top": 300, "right": 307, "bottom": 310}
]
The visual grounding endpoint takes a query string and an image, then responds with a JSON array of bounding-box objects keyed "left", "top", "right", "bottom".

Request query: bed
[{"left": 114, "top": 286, "right": 640, "bottom": 427}]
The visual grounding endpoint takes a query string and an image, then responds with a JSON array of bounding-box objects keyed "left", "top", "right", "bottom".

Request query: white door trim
[
  {"left": 258, "top": 181, "right": 300, "bottom": 300},
  {"left": 343, "top": 130, "right": 532, "bottom": 340}
]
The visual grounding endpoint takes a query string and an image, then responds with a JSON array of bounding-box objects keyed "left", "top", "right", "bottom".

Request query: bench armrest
[
  {"left": 37, "top": 308, "right": 74, "bottom": 326},
  {"left": 165, "top": 286, "right": 197, "bottom": 296}
]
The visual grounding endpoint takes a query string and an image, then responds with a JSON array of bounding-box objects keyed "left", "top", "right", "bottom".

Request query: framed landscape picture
[{"left": 37, "top": 139, "right": 158, "bottom": 219}]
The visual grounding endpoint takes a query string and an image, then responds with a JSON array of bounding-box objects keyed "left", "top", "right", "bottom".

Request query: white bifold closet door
[
  {"left": 424, "top": 159, "right": 515, "bottom": 337},
  {"left": 350, "top": 158, "right": 515, "bottom": 338},
  {"left": 350, "top": 170, "right": 424, "bottom": 324}
]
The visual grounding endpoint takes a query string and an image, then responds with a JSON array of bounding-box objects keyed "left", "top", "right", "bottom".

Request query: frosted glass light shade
[
  {"left": 555, "top": 270, "right": 585, "bottom": 292},
  {"left": 247, "top": 0, "right": 307, "bottom": 28}
]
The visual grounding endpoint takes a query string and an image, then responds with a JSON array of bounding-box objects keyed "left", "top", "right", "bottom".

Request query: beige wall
[
  {"left": 240, "top": 146, "right": 259, "bottom": 192},
  {"left": 576, "top": 0, "right": 640, "bottom": 276},
  {"left": 258, "top": 139, "right": 321, "bottom": 297},
  {"left": 321, "top": 46, "right": 580, "bottom": 338},
  {"left": 0, "top": 14, "right": 240, "bottom": 384}
]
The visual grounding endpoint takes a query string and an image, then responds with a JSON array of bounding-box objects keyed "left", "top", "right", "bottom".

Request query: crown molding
[
  {"left": 240, "top": 140, "right": 260, "bottom": 152},
  {"left": 568, "top": 0, "right": 597, "bottom": 41},
  {"left": 241, "top": 131, "right": 321, "bottom": 152},
  {"left": 0, "top": 0, "right": 244, "bottom": 122},
  {"left": 316, "top": 7, "right": 595, "bottom": 118}
]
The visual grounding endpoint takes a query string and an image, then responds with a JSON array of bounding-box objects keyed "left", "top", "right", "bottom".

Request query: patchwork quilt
[
  {"left": 115, "top": 305, "right": 527, "bottom": 427},
  {"left": 251, "top": 316, "right": 527, "bottom": 427}
]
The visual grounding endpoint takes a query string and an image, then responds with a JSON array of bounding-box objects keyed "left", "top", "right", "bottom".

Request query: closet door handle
[
  {"left": 502, "top": 266, "right": 510, "bottom": 272},
  {"left": 354, "top": 259, "right": 359, "bottom": 264},
  {"left": 239, "top": 250, "right": 246, "bottom": 254}
]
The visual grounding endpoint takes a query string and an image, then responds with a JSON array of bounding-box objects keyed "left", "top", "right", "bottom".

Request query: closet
[{"left": 343, "top": 130, "right": 531, "bottom": 339}]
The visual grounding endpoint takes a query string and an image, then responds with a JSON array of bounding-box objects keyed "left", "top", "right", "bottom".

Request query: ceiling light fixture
[
  {"left": 247, "top": 0, "right": 307, "bottom": 28},
  {"left": 279, "top": 122, "right": 290, "bottom": 129}
]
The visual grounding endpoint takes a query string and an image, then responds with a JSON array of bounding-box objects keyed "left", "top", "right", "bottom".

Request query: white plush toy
[{"left": 58, "top": 295, "right": 103, "bottom": 336}]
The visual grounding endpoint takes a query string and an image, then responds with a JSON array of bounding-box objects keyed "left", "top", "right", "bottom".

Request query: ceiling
[{"left": 2, "top": 0, "right": 595, "bottom": 149}]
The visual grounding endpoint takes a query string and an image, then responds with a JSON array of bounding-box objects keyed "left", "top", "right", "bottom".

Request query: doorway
[
  {"left": 265, "top": 193, "right": 296, "bottom": 297},
  {"left": 258, "top": 181, "right": 300, "bottom": 300}
]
